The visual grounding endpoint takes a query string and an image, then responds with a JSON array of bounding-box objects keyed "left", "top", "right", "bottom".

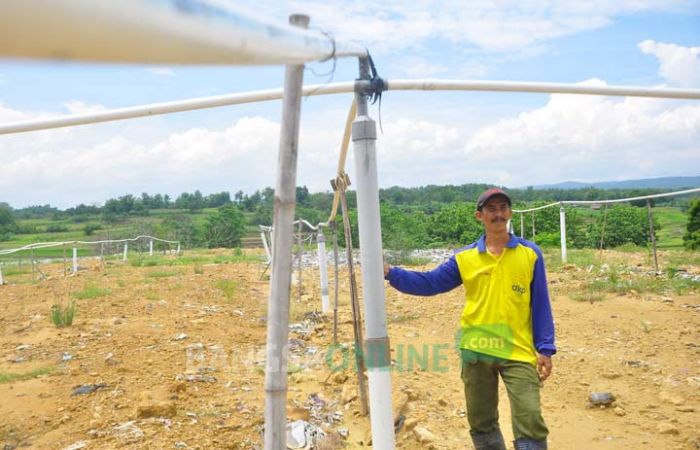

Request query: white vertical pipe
[
  {"left": 263, "top": 14, "right": 307, "bottom": 450},
  {"left": 352, "top": 57, "right": 396, "bottom": 450},
  {"left": 149, "top": 239, "right": 153, "bottom": 256},
  {"left": 559, "top": 206, "right": 567, "bottom": 263},
  {"left": 520, "top": 214, "right": 525, "bottom": 238},
  {"left": 123, "top": 243, "right": 128, "bottom": 261},
  {"left": 0, "top": 264, "right": 4, "bottom": 285},
  {"left": 176, "top": 243, "right": 181, "bottom": 255},
  {"left": 261, "top": 230, "right": 272, "bottom": 262},
  {"left": 317, "top": 229, "right": 330, "bottom": 313},
  {"left": 72, "top": 247, "right": 78, "bottom": 273}
]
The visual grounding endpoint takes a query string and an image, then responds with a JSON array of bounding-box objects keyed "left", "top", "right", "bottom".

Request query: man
[{"left": 384, "top": 188, "right": 556, "bottom": 450}]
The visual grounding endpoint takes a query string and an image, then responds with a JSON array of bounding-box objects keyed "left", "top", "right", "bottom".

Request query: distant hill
[{"left": 524, "top": 176, "right": 700, "bottom": 190}]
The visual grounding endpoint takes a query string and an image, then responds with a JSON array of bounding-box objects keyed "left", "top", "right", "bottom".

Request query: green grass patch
[
  {"left": 585, "top": 272, "right": 698, "bottom": 296},
  {"left": 215, "top": 279, "right": 238, "bottom": 300},
  {"left": 73, "top": 283, "right": 112, "bottom": 299},
  {"left": 51, "top": 302, "right": 76, "bottom": 327},
  {"left": 146, "top": 270, "right": 180, "bottom": 278},
  {"left": 0, "top": 366, "right": 55, "bottom": 384},
  {"left": 570, "top": 289, "right": 606, "bottom": 303}
]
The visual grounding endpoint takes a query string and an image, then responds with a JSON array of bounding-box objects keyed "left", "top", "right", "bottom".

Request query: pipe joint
[{"left": 352, "top": 116, "right": 377, "bottom": 141}]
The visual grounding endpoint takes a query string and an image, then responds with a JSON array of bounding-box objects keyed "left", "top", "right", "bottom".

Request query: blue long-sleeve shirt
[{"left": 386, "top": 234, "right": 556, "bottom": 358}]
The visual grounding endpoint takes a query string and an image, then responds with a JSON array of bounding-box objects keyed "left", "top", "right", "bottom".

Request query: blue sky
[{"left": 1, "top": 0, "right": 699, "bottom": 208}]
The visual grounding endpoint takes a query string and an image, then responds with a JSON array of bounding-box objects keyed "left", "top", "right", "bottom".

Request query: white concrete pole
[
  {"left": 149, "top": 239, "right": 153, "bottom": 256},
  {"left": 317, "top": 229, "right": 330, "bottom": 313},
  {"left": 263, "top": 14, "right": 307, "bottom": 450},
  {"left": 559, "top": 206, "right": 568, "bottom": 263},
  {"left": 520, "top": 213, "right": 525, "bottom": 238},
  {"left": 176, "top": 243, "right": 181, "bottom": 255},
  {"left": 123, "top": 243, "right": 128, "bottom": 261},
  {"left": 352, "top": 57, "right": 396, "bottom": 449},
  {"left": 0, "top": 264, "right": 4, "bottom": 285},
  {"left": 72, "top": 247, "right": 78, "bottom": 273}
]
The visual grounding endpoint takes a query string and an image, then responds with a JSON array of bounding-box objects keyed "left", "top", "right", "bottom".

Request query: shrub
[{"left": 51, "top": 302, "right": 76, "bottom": 327}]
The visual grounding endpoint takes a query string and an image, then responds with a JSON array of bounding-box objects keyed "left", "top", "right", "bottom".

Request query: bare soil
[{"left": 0, "top": 249, "right": 699, "bottom": 450}]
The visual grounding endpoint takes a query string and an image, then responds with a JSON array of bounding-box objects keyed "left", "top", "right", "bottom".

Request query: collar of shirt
[{"left": 476, "top": 233, "right": 519, "bottom": 253}]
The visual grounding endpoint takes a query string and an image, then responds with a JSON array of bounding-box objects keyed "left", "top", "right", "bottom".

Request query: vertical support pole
[
  {"left": 331, "top": 220, "right": 340, "bottom": 345},
  {"left": 63, "top": 245, "right": 67, "bottom": 277},
  {"left": 297, "top": 220, "right": 303, "bottom": 301},
  {"left": 559, "top": 205, "right": 568, "bottom": 264},
  {"left": 263, "top": 13, "right": 307, "bottom": 450},
  {"left": 149, "top": 239, "right": 154, "bottom": 256},
  {"left": 261, "top": 229, "right": 272, "bottom": 262},
  {"left": 176, "top": 243, "right": 181, "bottom": 255},
  {"left": 352, "top": 56, "right": 396, "bottom": 449},
  {"left": 30, "top": 248, "right": 35, "bottom": 276},
  {"left": 647, "top": 199, "right": 659, "bottom": 273},
  {"left": 531, "top": 213, "right": 536, "bottom": 241},
  {"left": 100, "top": 243, "right": 105, "bottom": 270},
  {"left": 507, "top": 219, "right": 513, "bottom": 234},
  {"left": 72, "top": 247, "right": 78, "bottom": 274},
  {"left": 317, "top": 229, "right": 330, "bottom": 313},
  {"left": 520, "top": 213, "right": 525, "bottom": 238},
  {"left": 123, "top": 243, "right": 128, "bottom": 261},
  {"left": 0, "top": 264, "right": 4, "bottom": 285}
]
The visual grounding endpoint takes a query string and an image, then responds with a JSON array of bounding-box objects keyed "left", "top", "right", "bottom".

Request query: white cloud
[
  {"left": 0, "top": 114, "right": 282, "bottom": 207},
  {"left": 231, "top": 0, "right": 696, "bottom": 55},
  {"left": 464, "top": 78, "right": 700, "bottom": 186},
  {"left": 148, "top": 67, "right": 175, "bottom": 77},
  {"left": 63, "top": 101, "right": 108, "bottom": 115},
  {"left": 638, "top": 40, "right": 700, "bottom": 87}
]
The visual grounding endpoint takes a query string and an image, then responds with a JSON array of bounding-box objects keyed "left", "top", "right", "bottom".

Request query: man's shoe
[
  {"left": 513, "top": 438, "right": 547, "bottom": 450},
  {"left": 470, "top": 429, "right": 507, "bottom": 450}
]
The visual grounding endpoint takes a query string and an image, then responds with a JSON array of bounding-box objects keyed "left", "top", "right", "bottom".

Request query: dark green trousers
[{"left": 461, "top": 354, "right": 548, "bottom": 441}]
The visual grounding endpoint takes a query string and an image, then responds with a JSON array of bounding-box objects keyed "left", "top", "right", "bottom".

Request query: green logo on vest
[{"left": 456, "top": 324, "right": 514, "bottom": 360}]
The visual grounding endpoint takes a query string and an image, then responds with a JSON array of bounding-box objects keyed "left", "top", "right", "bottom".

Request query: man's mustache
[{"left": 491, "top": 217, "right": 507, "bottom": 223}]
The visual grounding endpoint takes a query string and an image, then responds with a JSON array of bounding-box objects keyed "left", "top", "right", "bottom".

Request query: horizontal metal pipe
[
  {"left": 386, "top": 79, "right": 700, "bottom": 100},
  {"left": 2, "top": 79, "right": 700, "bottom": 136},
  {"left": 513, "top": 187, "right": 700, "bottom": 213},
  {"left": 0, "top": 235, "right": 179, "bottom": 256},
  {"left": 0, "top": 0, "right": 366, "bottom": 65}
]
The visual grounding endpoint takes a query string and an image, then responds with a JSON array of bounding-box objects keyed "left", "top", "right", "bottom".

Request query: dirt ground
[{"left": 0, "top": 249, "right": 698, "bottom": 450}]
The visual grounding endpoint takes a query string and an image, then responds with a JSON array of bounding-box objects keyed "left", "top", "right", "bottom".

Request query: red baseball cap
[{"left": 476, "top": 188, "right": 511, "bottom": 210}]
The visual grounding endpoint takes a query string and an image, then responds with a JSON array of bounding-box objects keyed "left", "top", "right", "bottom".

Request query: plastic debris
[
  {"left": 588, "top": 392, "right": 616, "bottom": 407},
  {"left": 72, "top": 383, "right": 108, "bottom": 396}
]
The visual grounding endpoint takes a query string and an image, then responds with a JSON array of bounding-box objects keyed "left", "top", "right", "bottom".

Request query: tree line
[{"left": 1, "top": 184, "right": 699, "bottom": 250}]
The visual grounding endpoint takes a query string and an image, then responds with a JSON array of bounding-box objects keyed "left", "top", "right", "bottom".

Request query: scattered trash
[
  {"left": 172, "top": 333, "right": 188, "bottom": 341},
  {"left": 62, "top": 441, "right": 88, "bottom": 450},
  {"left": 175, "top": 374, "right": 217, "bottom": 383},
  {"left": 62, "top": 352, "right": 73, "bottom": 362},
  {"left": 588, "top": 392, "right": 616, "bottom": 407},
  {"left": 72, "top": 383, "right": 108, "bottom": 396},
  {"left": 15, "top": 344, "right": 31, "bottom": 351},
  {"left": 111, "top": 421, "right": 144, "bottom": 444},
  {"left": 286, "top": 420, "right": 326, "bottom": 449}
]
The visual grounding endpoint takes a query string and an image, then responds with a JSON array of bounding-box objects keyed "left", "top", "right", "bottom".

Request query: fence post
[
  {"left": 0, "top": 264, "right": 4, "bottom": 285},
  {"left": 559, "top": 205, "right": 567, "bottom": 263},
  {"left": 317, "top": 229, "right": 330, "bottom": 313},
  {"left": 123, "top": 243, "right": 128, "bottom": 261},
  {"left": 149, "top": 239, "right": 154, "bottom": 256},
  {"left": 176, "top": 243, "right": 181, "bottom": 255},
  {"left": 647, "top": 199, "right": 659, "bottom": 273},
  {"left": 520, "top": 213, "right": 525, "bottom": 238},
  {"left": 72, "top": 247, "right": 78, "bottom": 273}
]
